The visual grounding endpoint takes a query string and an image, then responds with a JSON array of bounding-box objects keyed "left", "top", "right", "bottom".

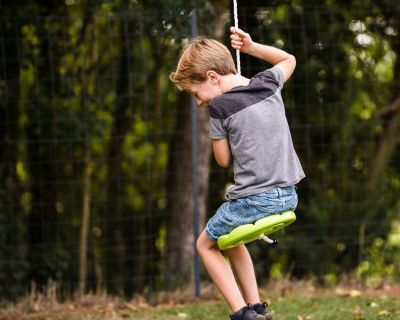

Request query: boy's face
[{"left": 188, "top": 73, "right": 222, "bottom": 107}]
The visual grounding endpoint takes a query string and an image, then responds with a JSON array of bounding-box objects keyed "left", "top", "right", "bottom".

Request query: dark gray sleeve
[
  {"left": 269, "top": 66, "right": 284, "bottom": 89},
  {"left": 210, "top": 118, "right": 227, "bottom": 139},
  {"left": 253, "top": 67, "right": 284, "bottom": 90}
]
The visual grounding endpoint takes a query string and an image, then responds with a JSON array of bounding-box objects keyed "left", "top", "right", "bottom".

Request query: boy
[{"left": 170, "top": 27, "right": 305, "bottom": 320}]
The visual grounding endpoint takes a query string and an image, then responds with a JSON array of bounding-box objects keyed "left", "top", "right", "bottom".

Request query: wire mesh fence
[{"left": 1, "top": 1, "right": 399, "bottom": 300}]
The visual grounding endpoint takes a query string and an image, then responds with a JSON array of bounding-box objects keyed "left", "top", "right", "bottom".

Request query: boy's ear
[{"left": 205, "top": 70, "right": 220, "bottom": 84}]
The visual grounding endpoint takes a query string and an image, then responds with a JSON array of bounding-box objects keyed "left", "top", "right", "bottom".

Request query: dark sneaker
[
  {"left": 250, "top": 302, "right": 274, "bottom": 320},
  {"left": 230, "top": 305, "right": 265, "bottom": 320}
]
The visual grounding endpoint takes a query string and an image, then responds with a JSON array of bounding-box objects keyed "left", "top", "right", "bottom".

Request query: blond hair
[{"left": 169, "top": 37, "right": 236, "bottom": 91}]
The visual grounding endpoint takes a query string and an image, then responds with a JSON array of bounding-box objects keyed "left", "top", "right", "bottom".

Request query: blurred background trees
[{"left": 0, "top": 0, "right": 399, "bottom": 300}]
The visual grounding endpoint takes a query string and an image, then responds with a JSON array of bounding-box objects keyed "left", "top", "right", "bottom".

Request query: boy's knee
[
  {"left": 196, "top": 234, "right": 206, "bottom": 255},
  {"left": 196, "top": 231, "right": 216, "bottom": 256},
  {"left": 196, "top": 238, "right": 201, "bottom": 253}
]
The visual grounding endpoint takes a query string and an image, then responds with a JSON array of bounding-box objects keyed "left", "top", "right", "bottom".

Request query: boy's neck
[{"left": 220, "top": 73, "right": 250, "bottom": 93}]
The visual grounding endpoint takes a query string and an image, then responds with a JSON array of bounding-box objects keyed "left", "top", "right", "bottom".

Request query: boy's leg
[
  {"left": 196, "top": 230, "right": 246, "bottom": 312},
  {"left": 224, "top": 244, "right": 260, "bottom": 305}
]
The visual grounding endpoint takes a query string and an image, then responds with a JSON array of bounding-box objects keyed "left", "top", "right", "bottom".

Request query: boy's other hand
[{"left": 230, "top": 27, "right": 253, "bottom": 53}]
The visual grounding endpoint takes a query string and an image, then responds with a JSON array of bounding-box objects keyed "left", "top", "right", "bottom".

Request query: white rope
[{"left": 233, "top": 0, "right": 241, "bottom": 75}]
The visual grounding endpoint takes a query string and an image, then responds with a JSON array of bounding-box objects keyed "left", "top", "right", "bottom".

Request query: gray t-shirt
[{"left": 209, "top": 66, "right": 305, "bottom": 199}]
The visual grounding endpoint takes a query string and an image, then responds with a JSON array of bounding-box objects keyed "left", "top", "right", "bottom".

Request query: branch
[{"left": 374, "top": 96, "right": 400, "bottom": 118}]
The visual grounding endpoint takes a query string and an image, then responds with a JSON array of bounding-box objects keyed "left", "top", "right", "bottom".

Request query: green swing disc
[{"left": 217, "top": 211, "right": 296, "bottom": 250}]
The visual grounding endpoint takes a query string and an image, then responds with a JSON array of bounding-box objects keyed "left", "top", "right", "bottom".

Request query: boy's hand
[{"left": 230, "top": 26, "right": 253, "bottom": 53}]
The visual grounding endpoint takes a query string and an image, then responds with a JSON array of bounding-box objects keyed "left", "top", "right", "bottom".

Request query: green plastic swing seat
[{"left": 217, "top": 211, "right": 296, "bottom": 250}]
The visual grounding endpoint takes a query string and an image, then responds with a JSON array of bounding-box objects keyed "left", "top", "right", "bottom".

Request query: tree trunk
[
  {"left": 164, "top": 93, "right": 210, "bottom": 292},
  {"left": 165, "top": 93, "right": 194, "bottom": 289},
  {"left": 26, "top": 12, "right": 64, "bottom": 290},
  {"left": 79, "top": 149, "right": 92, "bottom": 295},
  {"left": 0, "top": 15, "right": 23, "bottom": 299},
  {"left": 103, "top": 14, "right": 134, "bottom": 294},
  {"left": 198, "top": 108, "right": 211, "bottom": 233},
  {"left": 77, "top": 11, "right": 100, "bottom": 295}
]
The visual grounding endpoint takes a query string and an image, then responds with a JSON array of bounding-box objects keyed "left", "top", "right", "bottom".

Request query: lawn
[
  {"left": 127, "top": 295, "right": 400, "bottom": 320},
  {"left": 2, "top": 287, "right": 400, "bottom": 320}
]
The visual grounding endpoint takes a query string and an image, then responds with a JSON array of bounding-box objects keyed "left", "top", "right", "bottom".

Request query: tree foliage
[{"left": 0, "top": 0, "right": 399, "bottom": 300}]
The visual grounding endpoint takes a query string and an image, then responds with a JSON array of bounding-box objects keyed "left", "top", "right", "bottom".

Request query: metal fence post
[{"left": 190, "top": 9, "right": 201, "bottom": 298}]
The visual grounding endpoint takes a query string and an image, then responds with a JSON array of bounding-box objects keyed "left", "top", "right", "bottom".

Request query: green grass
[
  {"left": 3, "top": 292, "right": 400, "bottom": 319},
  {"left": 125, "top": 295, "right": 400, "bottom": 320}
]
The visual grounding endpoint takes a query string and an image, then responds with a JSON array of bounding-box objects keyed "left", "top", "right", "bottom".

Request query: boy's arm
[
  {"left": 212, "top": 138, "right": 231, "bottom": 168},
  {"left": 230, "top": 26, "right": 296, "bottom": 82}
]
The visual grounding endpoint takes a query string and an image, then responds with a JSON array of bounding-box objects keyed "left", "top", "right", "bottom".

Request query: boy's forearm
[
  {"left": 246, "top": 42, "right": 292, "bottom": 65},
  {"left": 246, "top": 42, "right": 296, "bottom": 82},
  {"left": 212, "top": 139, "right": 232, "bottom": 168}
]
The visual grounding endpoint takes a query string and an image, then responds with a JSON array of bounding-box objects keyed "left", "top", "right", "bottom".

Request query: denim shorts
[{"left": 205, "top": 186, "right": 298, "bottom": 241}]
